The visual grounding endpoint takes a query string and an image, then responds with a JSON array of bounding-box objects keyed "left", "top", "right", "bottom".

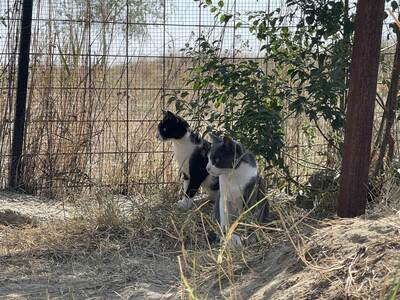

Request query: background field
[{"left": 2, "top": 0, "right": 396, "bottom": 197}]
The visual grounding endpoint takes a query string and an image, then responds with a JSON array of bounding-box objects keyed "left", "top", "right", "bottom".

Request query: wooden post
[
  {"left": 338, "top": 0, "right": 385, "bottom": 217},
  {"left": 9, "top": 0, "right": 33, "bottom": 189},
  {"left": 374, "top": 25, "right": 400, "bottom": 176}
]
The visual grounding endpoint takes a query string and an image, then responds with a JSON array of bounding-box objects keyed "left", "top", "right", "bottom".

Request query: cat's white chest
[
  {"left": 172, "top": 133, "right": 197, "bottom": 175},
  {"left": 219, "top": 162, "right": 258, "bottom": 228},
  {"left": 219, "top": 163, "right": 258, "bottom": 200},
  {"left": 219, "top": 176, "right": 243, "bottom": 201}
]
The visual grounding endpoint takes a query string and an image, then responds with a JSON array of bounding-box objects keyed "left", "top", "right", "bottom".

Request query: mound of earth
[
  {"left": 0, "top": 209, "right": 37, "bottom": 227},
  {"left": 219, "top": 215, "right": 400, "bottom": 299},
  {"left": 0, "top": 192, "right": 72, "bottom": 220}
]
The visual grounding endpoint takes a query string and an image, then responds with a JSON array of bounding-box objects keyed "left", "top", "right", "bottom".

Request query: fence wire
[
  {"left": 0, "top": 0, "right": 282, "bottom": 196},
  {"left": 0, "top": 0, "right": 397, "bottom": 196}
]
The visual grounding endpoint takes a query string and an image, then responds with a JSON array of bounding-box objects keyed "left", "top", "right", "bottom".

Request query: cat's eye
[
  {"left": 215, "top": 157, "right": 220, "bottom": 163},
  {"left": 162, "top": 128, "right": 166, "bottom": 132}
]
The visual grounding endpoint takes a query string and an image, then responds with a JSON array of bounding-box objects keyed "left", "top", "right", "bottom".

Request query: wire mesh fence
[
  {"left": 0, "top": 0, "right": 397, "bottom": 196},
  {"left": 0, "top": 0, "right": 280, "bottom": 196}
]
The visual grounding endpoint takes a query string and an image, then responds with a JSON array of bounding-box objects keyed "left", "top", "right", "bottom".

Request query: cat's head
[
  {"left": 206, "top": 135, "right": 244, "bottom": 175},
  {"left": 156, "top": 110, "right": 189, "bottom": 141}
]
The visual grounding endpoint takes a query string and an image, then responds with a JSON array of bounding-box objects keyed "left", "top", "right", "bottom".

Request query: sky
[
  {"left": 0, "top": 0, "right": 397, "bottom": 64},
  {"left": 0, "top": 0, "right": 289, "bottom": 62}
]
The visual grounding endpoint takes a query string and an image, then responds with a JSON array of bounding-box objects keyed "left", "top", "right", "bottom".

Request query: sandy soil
[
  {"left": 217, "top": 215, "right": 400, "bottom": 299},
  {"left": 0, "top": 251, "right": 178, "bottom": 299},
  {"left": 0, "top": 192, "right": 180, "bottom": 299},
  {"left": 0, "top": 192, "right": 73, "bottom": 221}
]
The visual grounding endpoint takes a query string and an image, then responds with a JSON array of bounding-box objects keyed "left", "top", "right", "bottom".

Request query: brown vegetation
[{"left": 0, "top": 182, "right": 399, "bottom": 299}]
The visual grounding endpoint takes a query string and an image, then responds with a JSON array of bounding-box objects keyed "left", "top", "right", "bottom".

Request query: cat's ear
[
  {"left": 173, "top": 112, "right": 181, "bottom": 123},
  {"left": 222, "top": 136, "right": 233, "bottom": 145},
  {"left": 209, "top": 133, "right": 222, "bottom": 143},
  {"left": 223, "top": 136, "right": 242, "bottom": 156},
  {"left": 162, "top": 109, "right": 175, "bottom": 119},
  {"left": 222, "top": 136, "right": 234, "bottom": 151}
]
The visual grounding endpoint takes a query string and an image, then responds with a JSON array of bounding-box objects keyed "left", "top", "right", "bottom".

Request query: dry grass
[
  {"left": 172, "top": 189, "right": 400, "bottom": 300},
  {"left": 0, "top": 183, "right": 399, "bottom": 299}
]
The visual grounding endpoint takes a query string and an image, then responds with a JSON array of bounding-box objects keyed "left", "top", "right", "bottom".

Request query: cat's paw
[{"left": 176, "top": 197, "right": 193, "bottom": 211}]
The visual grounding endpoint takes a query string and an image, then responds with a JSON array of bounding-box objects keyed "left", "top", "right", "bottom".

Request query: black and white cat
[
  {"left": 206, "top": 134, "right": 269, "bottom": 246},
  {"left": 156, "top": 110, "right": 219, "bottom": 211}
]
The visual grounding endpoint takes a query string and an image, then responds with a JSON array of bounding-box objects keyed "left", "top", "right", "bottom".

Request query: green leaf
[
  {"left": 205, "top": 0, "right": 212, "bottom": 5},
  {"left": 167, "top": 95, "right": 176, "bottom": 105},
  {"left": 220, "top": 13, "right": 232, "bottom": 23},
  {"left": 172, "top": 0, "right": 350, "bottom": 169},
  {"left": 180, "top": 91, "right": 189, "bottom": 98},
  {"left": 235, "top": 21, "right": 242, "bottom": 29},
  {"left": 391, "top": 1, "right": 399, "bottom": 10}
]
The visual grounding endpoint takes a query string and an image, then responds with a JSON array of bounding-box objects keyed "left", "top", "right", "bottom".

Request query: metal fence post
[{"left": 8, "top": 0, "right": 33, "bottom": 190}]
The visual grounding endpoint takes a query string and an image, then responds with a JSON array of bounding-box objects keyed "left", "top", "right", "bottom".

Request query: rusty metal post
[
  {"left": 338, "top": 0, "right": 385, "bottom": 217},
  {"left": 9, "top": 0, "right": 33, "bottom": 189}
]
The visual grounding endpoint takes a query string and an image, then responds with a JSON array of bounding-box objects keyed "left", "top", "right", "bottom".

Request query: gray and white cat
[
  {"left": 156, "top": 110, "right": 219, "bottom": 211},
  {"left": 206, "top": 135, "right": 269, "bottom": 246}
]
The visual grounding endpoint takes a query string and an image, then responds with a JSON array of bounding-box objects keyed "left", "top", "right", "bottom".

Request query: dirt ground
[
  {"left": 0, "top": 192, "right": 180, "bottom": 299},
  {"left": 221, "top": 216, "right": 400, "bottom": 299},
  {"left": 0, "top": 191, "right": 399, "bottom": 299},
  {"left": 0, "top": 250, "right": 178, "bottom": 299}
]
